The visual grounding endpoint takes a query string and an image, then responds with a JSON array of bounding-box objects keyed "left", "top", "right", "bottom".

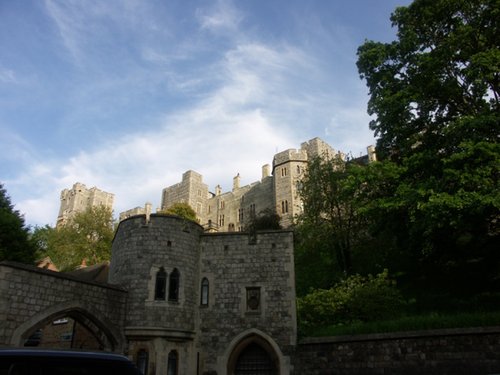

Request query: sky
[{"left": 0, "top": 0, "right": 411, "bottom": 227}]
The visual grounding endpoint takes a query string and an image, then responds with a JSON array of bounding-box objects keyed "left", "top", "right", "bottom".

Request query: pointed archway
[
  {"left": 10, "top": 301, "right": 124, "bottom": 352},
  {"left": 226, "top": 330, "right": 282, "bottom": 375},
  {"left": 233, "top": 342, "right": 276, "bottom": 374}
]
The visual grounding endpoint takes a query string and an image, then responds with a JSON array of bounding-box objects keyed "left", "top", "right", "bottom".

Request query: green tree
[
  {"left": 37, "top": 206, "right": 115, "bottom": 271},
  {"left": 30, "top": 224, "right": 53, "bottom": 259},
  {"left": 357, "top": 0, "right": 500, "bottom": 297},
  {"left": 160, "top": 202, "right": 198, "bottom": 222},
  {"left": 357, "top": 0, "right": 499, "bottom": 161},
  {"left": 296, "top": 157, "right": 372, "bottom": 281},
  {"left": 244, "top": 208, "right": 281, "bottom": 232},
  {"left": 0, "top": 183, "right": 36, "bottom": 263}
]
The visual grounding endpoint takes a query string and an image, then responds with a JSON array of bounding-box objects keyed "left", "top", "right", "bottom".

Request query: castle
[
  {"left": 56, "top": 182, "right": 114, "bottom": 227},
  {"left": 6, "top": 137, "right": 374, "bottom": 374},
  {"left": 121, "top": 137, "right": 376, "bottom": 229},
  {"left": 2, "top": 138, "right": 499, "bottom": 374}
]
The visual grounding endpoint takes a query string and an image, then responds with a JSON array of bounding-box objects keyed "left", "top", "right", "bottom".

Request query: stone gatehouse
[{"left": 0, "top": 214, "right": 297, "bottom": 374}]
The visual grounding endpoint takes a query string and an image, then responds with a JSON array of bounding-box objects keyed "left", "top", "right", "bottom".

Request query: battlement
[
  {"left": 272, "top": 148, "right": 308, "bottom": 170},
  {"left": 124, "top": 137, "right": 376, "bottom": 232},
  {"left": 57, "top": 182, "right": 114, "bottom": 227},
  {"left": 300, "top": 137, "right": 336, "bottom": 159},
  {"left": 182, "top": 170, "right": 203, "bottom": 183}
]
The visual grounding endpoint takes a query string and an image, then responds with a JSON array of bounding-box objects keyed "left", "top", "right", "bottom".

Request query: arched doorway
[
  {"left": 234, "top": 343, "right": 276, "bottom": 375},
  {"left": 227, "top": 333, "right": 279, "bottom": 375},
  {"left": 10, "top": 302, "right": 123, "bottom": 352}
]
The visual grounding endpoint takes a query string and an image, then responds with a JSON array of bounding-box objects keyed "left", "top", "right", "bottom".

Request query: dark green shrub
[{"left": 297, "top": 270, "right": 406, "bottom": 330}]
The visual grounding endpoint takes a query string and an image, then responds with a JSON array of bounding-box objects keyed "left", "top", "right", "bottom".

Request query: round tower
[{"left": 109, "top": 214, "right": 203, "bottom": 373}]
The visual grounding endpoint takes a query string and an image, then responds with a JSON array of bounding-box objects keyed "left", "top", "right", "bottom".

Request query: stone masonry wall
[
  {"left": 57, "top": 182, "right": 114, "bottom": 227},
  {"left": 205, "top": 177, "right": 275, "bottom": 232},
  {"left": 161, "top": 170, "right": 209, "bottom": 222},
  {"left": 0, "top": 261, "right": 127, "bottom": 350},
  {"left": 295, "top": 328, "right": 500, "bottom": 375},
  {"left": 198, "top": 230, "right": 297, "bottom": 374},
  {"left": 109, "top": 214, "right": 203, "bottom": 333}
]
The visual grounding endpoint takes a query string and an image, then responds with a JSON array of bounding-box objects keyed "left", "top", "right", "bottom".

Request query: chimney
[
  {"left": 145, "top": 202, "right": 152, "bottom": 223},
  {"left": 233, "top": 173, "right": 240, "bottom": 191},
  {"left": 367, "top": 145, "right": 377, "bottom": 162},
  {"left": 262, "top": 164, "right": 271, "bottom": 180},
  {"left": 215, "top": 185, "right": 222, "bottom": 196}
]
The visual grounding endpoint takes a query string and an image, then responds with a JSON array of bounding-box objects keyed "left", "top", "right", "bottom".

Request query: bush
[{"left": 297, "top": 270, "right": 406, "bottom": 330}]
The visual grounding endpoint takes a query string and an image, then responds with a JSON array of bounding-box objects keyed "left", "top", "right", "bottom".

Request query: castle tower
[
  {"left": 56, "top": 182, "right": 114, "bottom": 227},
  {"left": 109, "top": 215, "right": 204, "bottom": 374},
  {"left": 161, "top": 170, "right": 209, "bottom": 223},
  {"left": 300, "top": 137, "right": 336, "bottom": 160},
  {"left": 272, "top": 148, "right": 308, "bottom": 228}
]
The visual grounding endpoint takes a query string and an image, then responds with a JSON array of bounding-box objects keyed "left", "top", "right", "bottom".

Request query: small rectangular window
[
  {"left": 201, "top": 278, "right": 209, "bottom": 306},
  {"left": 246, "top": 287, "right": 261, "bottom": 312}
]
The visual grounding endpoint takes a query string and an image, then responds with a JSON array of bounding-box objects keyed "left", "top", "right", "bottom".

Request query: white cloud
[
  {"left": 0, "top": 67, "right": 17, "bottom": 84},
  {"left": 7, "top": 1, "right": 379, "bottom": 228},
  {"left": 196, "top": 0, "right": 243, "bottom": 32}
]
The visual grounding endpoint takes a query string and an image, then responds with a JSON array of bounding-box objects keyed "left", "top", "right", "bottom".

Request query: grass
[{"left": 303, "top": 311, "right": 500, "bottom": 337}]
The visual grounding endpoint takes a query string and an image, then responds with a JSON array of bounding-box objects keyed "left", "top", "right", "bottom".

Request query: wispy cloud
[
  {"left": 196, "top": 0, "right": 243, "bottom": 32},
  {"left": 4, "top": 0, "right": 383, "bottom": 227},
  {"left": 0, "top": 67, "right": 17, "bottom": 84}
]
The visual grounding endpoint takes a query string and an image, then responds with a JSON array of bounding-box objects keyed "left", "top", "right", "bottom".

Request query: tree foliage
[
  {"left": 244, "top": 208, "right": 281, "bottom": 232},
  {"left": 297, "top": 270, "right": 406, "bottom": 330},
  {"left": 159, "top": 202, "right": 198, "bottom": 222},
  {"left": 355, "top": 0, "right": 500, "bottom": 297},
  {"left": 357, "top": 0, "right": 499, "bottom": 161},
  {"left": 34, "top": 206, "right": 114, "bottom": 271},
  {"left": 0, "top": 183, "right": 36, "bottom": 263},
  {"left": 296, "top": 0, "right": 499, "bottom": 309},
  {"left": 296, "top": 156, "right": 372, "bottom": 279}
]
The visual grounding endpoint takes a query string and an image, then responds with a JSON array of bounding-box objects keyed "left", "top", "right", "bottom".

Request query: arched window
[
  {"left": 154, "top": 267, "right": 167, "bottom": 300},
  {"left": 201, "top": 278, "right": 209, "bottom": 306},
  {"left": 136, "top": 349, "right": 148, "bottom": 375},
  {"left": 167, "top": 350, "right": 178, "bottom": 375},
  {"left": 169, "top": 268, "right": 180, "bottom": 301}
]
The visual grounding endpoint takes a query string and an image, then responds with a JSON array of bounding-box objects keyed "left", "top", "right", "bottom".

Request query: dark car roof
[
  {"left": 0, "top": 349, "right": 141, "bottom": 375},
  {"left": 0, "top": 349, "right": 128, "bottom": 361}
]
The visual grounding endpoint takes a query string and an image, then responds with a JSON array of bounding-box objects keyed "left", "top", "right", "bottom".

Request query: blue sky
[{"left": 0, "top": 0, "right": 411, "bottom": 227}]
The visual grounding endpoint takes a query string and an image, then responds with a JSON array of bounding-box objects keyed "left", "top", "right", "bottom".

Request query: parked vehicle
[{"left": 0, "top": 349, "right": 141, "bottom": 375}]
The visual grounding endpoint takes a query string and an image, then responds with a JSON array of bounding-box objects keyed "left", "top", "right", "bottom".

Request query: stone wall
[
  {"left": 156, "top": 137, "right": 351, "bottom": 231},
  {"left": 0, "top": 261, "right": 127, "bottom": 351},
  {"left": 295, "top": 328, "right": 500, "bottom": 374},
  {"left": 109, "top": 214, "right": 203, "bottom": 334},
  {"left": 57, "top": 182, "right": 114, "bottom": 227},
  {"left": 161, "top": 170, "right": 209, "bottom": 221},
  {"left": 109, "top": 214, "right": 297, "bottom": 374},
  {"left": 198, "top": 230, "right": 297, "bottom": 374},
  {"left": 206, "top": 177, "right": 275, "bottom": 232}
]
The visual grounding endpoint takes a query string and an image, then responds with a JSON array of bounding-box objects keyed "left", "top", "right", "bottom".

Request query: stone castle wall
[
  {"left": 295, "top": 328, "right": 500, "bottom": 374},
  {"left": 161, "top": 170, "right": 209, "bottom": 220},
  {"left": 108, "top": 214, "right": 297, "bottom": 374},
  {"left": 57, "top": 182, "right": 114, "bottom": 227},
  {"left": 109, "top": 214, "right": 203, "bottom": 333},
  {"left": 198, "top": 230, "right": 297, "bottom": 374},
  {"left": 0, "top": 261, "right": 127, "bottom": 351},
  {"left": 156, "top": 137, "right": 354, "bottom": 231}
]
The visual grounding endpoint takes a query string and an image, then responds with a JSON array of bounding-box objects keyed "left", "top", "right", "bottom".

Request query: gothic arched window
[
  {"left": 154, "top": 267, "right": 167, "bottom": 300},
  {"left": 167, "top": 350, "right": 178, "bottom": 375},
  {"left": 201, "top": 278, "right": 209, "bottom": 306},
  {"left": 136, "top": 349, "right": 148, "bottom": 375},
  {"left": 169, "top": 268, "right": 180, "bottom": 301}
]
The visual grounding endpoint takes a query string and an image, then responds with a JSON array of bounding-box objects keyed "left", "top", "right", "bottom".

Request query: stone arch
[
  {"left": 10, "top": 300, "right": 125, "bottom": 352},
  {"left": 222, "top": 329, "right": 288, "bottom": 375}
]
